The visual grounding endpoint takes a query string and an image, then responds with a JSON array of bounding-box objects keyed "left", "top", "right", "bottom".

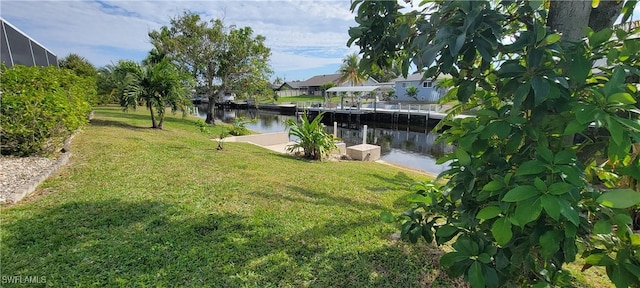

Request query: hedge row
[{"left": 1, "top": 65, "right": 94, "bottom": 156}]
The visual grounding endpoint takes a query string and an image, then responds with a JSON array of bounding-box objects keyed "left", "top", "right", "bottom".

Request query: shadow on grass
[
  {"left": 1, "top": 198, "right": 455, "bottom": 287},
  {"left": 89, "top": 118, "right": 147, "bottom": 130},
  {"left": 96, "top": 109, "right": 201, "bottom": 127}
]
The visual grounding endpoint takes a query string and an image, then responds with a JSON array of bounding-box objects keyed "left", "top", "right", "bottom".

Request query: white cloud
[
  {"left": 1, "top": 0, "right": 358, "bottom": 79},
  {"left": 3, "top": 0, "right": 638, "bottom": 80}
]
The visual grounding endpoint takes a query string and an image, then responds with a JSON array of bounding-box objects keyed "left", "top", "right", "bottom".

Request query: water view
[{"left": 197, "top": 106, "right": 452, "bottom": 175}]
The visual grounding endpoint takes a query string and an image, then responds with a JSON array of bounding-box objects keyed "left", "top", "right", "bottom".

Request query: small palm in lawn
[
  {"left": 285, "top": 112, "right": 336, "bottom": 161},
  {"left": 121, "top": 58, "right": 192, "bottom": 129}
]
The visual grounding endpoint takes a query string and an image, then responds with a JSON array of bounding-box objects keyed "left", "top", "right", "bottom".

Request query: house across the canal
[{"left": 393, "top": 73, "right": 449, "bottom": 103}]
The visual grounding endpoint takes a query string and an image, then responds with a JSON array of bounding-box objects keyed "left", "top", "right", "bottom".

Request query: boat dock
[{"left": 295, "top": 102, "right": 472, "bottom": 127}]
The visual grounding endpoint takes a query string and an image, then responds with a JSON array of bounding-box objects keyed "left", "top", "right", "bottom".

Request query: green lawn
[
  {"left": 0, "top": 107, "right": 613, "bottom": 287},
  {"left": 0, "top": 107, "right": 457, "bottom": 287}
]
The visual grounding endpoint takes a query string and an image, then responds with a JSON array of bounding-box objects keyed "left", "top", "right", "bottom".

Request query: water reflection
[{"left": 197, "top": 106, "right": 451, "bottom": 174}]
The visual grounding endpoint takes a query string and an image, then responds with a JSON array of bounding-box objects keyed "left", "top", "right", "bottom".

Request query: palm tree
[
  {"left": 121, "top": 56, "right": 192, "bottom": 129},
  {"left": 286, "top": 112, "right": 337, "bottom": 160},
  {"left": 405, "top": 85, "right": 419, "bottom": 101},
  {"left": 337, "top": 53, "right": 367, "bottom": 86}
]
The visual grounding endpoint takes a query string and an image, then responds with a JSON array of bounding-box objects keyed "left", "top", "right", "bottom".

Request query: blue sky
[
  {"left": 2, "top": 1, "right": 640, "bottom": 82},
  {"left": 1, "top": 0, "right": 361, "bottom": 81}
]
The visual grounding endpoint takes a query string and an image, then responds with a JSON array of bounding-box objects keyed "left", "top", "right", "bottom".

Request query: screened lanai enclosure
[{"left": 1, "top": 18, "right": 57, "bottom": 68}]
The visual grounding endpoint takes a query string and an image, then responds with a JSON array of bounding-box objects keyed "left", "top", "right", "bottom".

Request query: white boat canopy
[{"left": 326, "top": 85, "right": 391, "bottom": 93}]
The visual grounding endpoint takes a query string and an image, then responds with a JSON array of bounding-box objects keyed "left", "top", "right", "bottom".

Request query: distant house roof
[
  {"left": 285, "top": 81, "right": 303, "bottom": 89},
  {"left": 327, "top": 85, "right": 392, "bottom": 93},
  {"left": 299, "top": 74, "right": 342, "bottom": 87},
  {"left": 393, "top": 73, "right": 449, "bottom": 82}
]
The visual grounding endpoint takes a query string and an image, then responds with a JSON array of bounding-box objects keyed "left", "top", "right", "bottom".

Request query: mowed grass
[{"left": 1, "top": 106, "right": 460, "bottom": 287}]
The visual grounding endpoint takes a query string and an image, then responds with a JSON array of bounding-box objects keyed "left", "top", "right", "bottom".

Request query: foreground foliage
[
  {"left": 0, "top": 65, "right": 93, "bottom": 156},
  {"left": 351, "top": 0, "right": 640, "bottom": 287}
]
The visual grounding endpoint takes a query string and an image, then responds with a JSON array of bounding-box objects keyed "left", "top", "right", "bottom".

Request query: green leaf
[
  {"left": 440, "top": 251, "right": 469, "bottom": 268},
  {"left": 593, "top": 220, "right": 612, "bottom": 234},
  {"left": 608, "top": 93, "right": 637, "bottom": 105},
  {"left": 477, "top": 253, "right": 491, "bottom": 264},
  {"left": 468, "top": 261, "right": 485, "bottom": 288},
  {"left": 531, "top": 76, "right": 549, "bottom": 106},
  {"left": 406, "top": 194, "right": 432, "bottom": 205},
  {"left": 554, "top": 150, "right": 576, "bottom": 165},
  {"left": 457, "top": 80, "right": 476, "bottom": 102},
  {"left": 539, "top": 33, "right": 561, "bottom": 46},
  {"left": 589, "top": 28, "right": 613, "bottom": 48},
  {"left": 592, "top": 0, "right": 600, "bottom": 8},
  {"left": 483, "top": 181, "right": 504, "bottom": 191},
  {"left": 455, "top": 148, "right": 472, "bottom": 166},
  {"left": 548, "top": 182, "right": 572, "bottom": 195},
  {"left": 513, "top": 82, "right": 530, "bottom": 111},
  {"left": 452, "top": 33, "right": 466, "bottom": 56},
  {"left": 539, "top": 230, "right": 561, "bottom": 257},
  {"left": 503, "top": 185, "right": 538, "bottom": 202},
  {"left": 436, "top": 224, "right": 459, "bottom": 237},
  {"left": 515, "top": 160, "right": 546, "bottom": 176},
  {"left": 563, "top": 120, "right": 588, "bottom": 135},
  {"left": 380, "top": 211, "right": 395, "bottom": 223},
  {"left": 597, "top": 189, "right": 640, "bottom": 209},
  {"left": 537, "top": 146, "right": 553, "bottom": 163},
  {"left": 513, "top": 197, "right": 542, "bottom": 226},
  {"left": 533, "top": 177, "right": 547, "bottom": 192},
  {"left": 541, "top": 195, "right": 561, "bottom": 221},
  {"left": 491, "top": 217, "right": 513, "bottom": 245},
  {"left": 568, "top": 53, "right": 590, "bottom": 85},
  {"left": 559, "top": 198, "right": 580, "bottom": 226},
  {"left": 584, "top": 253, "right": 615, "bottom": 265},
  {"left": 477, "top": 206, "right": 502, "bottom": 220}
]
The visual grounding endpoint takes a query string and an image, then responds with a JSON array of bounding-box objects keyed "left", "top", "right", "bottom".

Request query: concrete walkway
[{"left": 215, "top": 132, "right": 296, "bottom": 154}]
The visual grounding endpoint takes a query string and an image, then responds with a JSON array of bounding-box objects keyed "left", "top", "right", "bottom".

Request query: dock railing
[{"left": 298, "top": 101, "right": 443, "bottom": 114}]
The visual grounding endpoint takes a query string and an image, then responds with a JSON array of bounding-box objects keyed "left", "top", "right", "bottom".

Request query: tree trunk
[
  {"left": 205, "top": 92, "right": 215, "bottom": 124},
  {"left": 548, "top": 1, "right": 624, "bottom": 41},
  {"left": 149, "top": 103, "right": 157, "bottom": 128},
  {"left": 158, "top": 115, "right": 164, "bottom": 129},
  {"left": 589, "top": 1, "right": 624, "bottom": 32},
  {"left": 548, "top": 0, "right": 592, "bottom": 42}
]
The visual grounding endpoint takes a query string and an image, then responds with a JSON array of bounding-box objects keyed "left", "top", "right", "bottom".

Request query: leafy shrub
[
  {"left": 286, "top": 111, "right": 336, "bottom": 160},
  {"left": 228, "top": 117, "right": 255, "bottom": 136},
  {"left": 1, "top": 65, "right": 93, "bottom": 156}
]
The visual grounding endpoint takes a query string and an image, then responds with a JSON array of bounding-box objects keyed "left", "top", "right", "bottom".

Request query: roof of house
[
  {"left": 299, "top": 74, "right": 342, "bottom": 87},
  {"left": 283, "top": 81, "right": 304, "bottom": 89},
  {"left": 393, "top": 73, "right": 449, "bottom": 82}
]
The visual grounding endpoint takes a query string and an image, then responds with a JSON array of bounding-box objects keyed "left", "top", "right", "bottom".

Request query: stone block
[{"left": 346, "top": 144, "right": 381, "bottom": 161}]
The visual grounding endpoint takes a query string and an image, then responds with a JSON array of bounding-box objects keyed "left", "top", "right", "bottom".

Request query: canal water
[{"left": 198, "top": 107, "right": 452, "bottom": 175}]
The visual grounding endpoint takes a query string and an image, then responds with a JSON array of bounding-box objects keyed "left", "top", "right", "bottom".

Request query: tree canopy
[
  {"left": 116, "top": 53, "right": 193, "bottom": 129},
  {"left": 338, "top": 53, "right": 368, "bottom": 86},
  {"left": 149, "top": 12, "right": 272, "bottom": 124}
]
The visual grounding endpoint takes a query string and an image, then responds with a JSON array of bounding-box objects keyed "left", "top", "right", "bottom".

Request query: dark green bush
[{"left": 1, "top": 65, "right": 94, "bottom": 156}]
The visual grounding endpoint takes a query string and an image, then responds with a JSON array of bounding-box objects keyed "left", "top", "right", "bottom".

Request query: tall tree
[
  {"left": 350, "top": 0, "right": 640, "bottom": 287},
  {"left": 120, "top": 53, "right": 193, "bottom": 129},
  {"left": 149, "top": 12, "right": 271, "bottom": 124},
  {"left": 337, "top": 53, "right": 367, "bottom": 86},
  {"left": 58, "top": 53, "right": 97, "bottom": 79}
]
